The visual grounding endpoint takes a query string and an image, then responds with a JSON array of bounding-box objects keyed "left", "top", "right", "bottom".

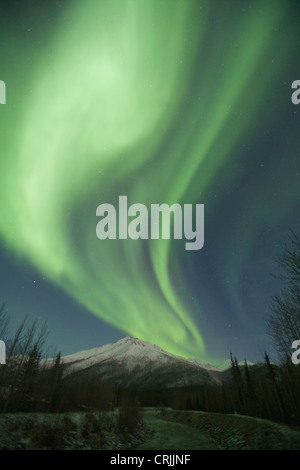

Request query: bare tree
[
  {"left": 267, "top": 231, "right": 300, "bottom": 360},
  {"left": 0, "top": 313, "right": 49, "bottom": 413}
]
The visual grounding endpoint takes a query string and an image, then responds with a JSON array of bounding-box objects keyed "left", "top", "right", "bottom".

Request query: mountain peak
[
  {"left": 59, "top": 335, "right": 222, "bottom": 389},
  {"left": 112, "top": 335, "right": 164, "bottom": 352},
  {"left": 120, "top": 336, "right": 147, "bottom": 344}
]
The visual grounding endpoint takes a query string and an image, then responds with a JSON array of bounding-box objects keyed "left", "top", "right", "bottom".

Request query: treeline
[
  {"left": 0, "top": 305, "right": 142, "bottom": 415},
  {"left": 2, "top": 304, "right": 300, "bottom": 427},
  {"left": 0, "top": 305, "right": 62, "bottom": 413},
  {"left": 136, "top": 352, "right": 300, "bottom": 427},
  {"left": 0, "top": 305, "right": 116, "bottom": 413},
  {"left": 225, "top": 352, "right": 300, "bottom": 425}
]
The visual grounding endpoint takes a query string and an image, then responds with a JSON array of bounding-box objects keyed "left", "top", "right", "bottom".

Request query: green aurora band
[{"left": 0, "top": 0, "right": 297, "bottom": 361}]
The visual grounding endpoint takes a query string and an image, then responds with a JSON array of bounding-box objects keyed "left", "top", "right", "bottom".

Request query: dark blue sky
[{"left": 0, "top": 0, "right": 300, "bottom": 366}]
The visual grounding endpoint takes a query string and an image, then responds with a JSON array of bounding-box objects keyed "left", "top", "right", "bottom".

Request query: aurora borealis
[{"left": 0, "top": 0, "right": 300, "bottom": 365}]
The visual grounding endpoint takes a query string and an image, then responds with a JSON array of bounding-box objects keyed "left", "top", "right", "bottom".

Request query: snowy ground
[
  {"left": 1, "top": 409, "right": 300, "bottom": 450},
  {"left": 156, "top": 409, "right": 300, "bottom": 450},
  {"left": 0, "top": 410, "right": 149, "bottom": 450}
]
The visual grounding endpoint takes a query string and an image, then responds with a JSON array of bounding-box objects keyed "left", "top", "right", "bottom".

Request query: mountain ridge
[
  {"left": 61, "top": 336, "right": 221, "bottom": 370},
  {"left": 59, "top": 336, "right": 224, "bottom": 390}
]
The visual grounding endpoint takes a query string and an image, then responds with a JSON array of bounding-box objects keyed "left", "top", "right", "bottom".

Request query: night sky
[{"left": 0, "top": 0, "right": 300, "bottom": 367}]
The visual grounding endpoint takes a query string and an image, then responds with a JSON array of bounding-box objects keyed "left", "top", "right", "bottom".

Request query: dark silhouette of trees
[
  {"left": 267, "top": 231, "right": 300, "bottom": 360},
  {"left": 45, "top": 351, "right": 64, "bottom": 412},
  {"left": 0, "top": 304, "right": 117, "bottom": 414},
  {"left": 0, "top": 314, "right": 49, "bottom": 412}
]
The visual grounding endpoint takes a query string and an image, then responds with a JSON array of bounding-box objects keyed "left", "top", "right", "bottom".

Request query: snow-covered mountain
[{"left": 59, "top": 336, "right": 223, "bottom": 389}]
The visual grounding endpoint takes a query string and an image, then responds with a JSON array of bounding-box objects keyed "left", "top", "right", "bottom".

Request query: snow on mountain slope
[
  {"left": 60, "top": 336, "right": 222, "bottom": 389},
  {"left": 62, "top": 336, "right": 220, "bottom": 371}
]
